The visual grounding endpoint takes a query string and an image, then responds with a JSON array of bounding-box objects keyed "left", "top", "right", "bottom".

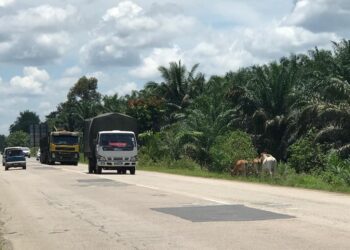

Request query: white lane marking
[
  {"left": 60, "top": 167, "right": 232, "bottom": 205},
  {"left": 136, "top": 184, "right": 160, "bottom": 190}
]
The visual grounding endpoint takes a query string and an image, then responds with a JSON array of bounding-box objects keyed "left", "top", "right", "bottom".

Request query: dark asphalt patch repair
[
  {"left": 152, "top": 205, "right": 294, "bottom": 222},
  {"left": 76, "top": 178, "right": 129, "bottom": 187}
]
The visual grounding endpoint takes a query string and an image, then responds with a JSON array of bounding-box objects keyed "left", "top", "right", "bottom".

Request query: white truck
[
  {"left": 95, "top": 131, "right": 137, "bottom": 174},
  {"left": 83, "top": 113, "right": 138, "bottom": 175}
]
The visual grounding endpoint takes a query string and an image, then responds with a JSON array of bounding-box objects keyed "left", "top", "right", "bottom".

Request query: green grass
[
  {"left": 79, "top": 153, "right": 88, "bottom": 164},
  {"left": 138, "top": 161, "right": 350, "bottom": 194}
]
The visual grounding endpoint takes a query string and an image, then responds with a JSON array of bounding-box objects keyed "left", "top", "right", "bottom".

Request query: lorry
[
  {"left": 40, "top": 131, "right": 80, "bottom": 165},
  {"left": 83, "top": 113, "right": 138, "bottom": 175}
]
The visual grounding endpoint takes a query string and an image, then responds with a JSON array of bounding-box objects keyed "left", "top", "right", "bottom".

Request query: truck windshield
[
  {"left": 52, "top": 136, "right": 79, "bottom": 145},
  {"left": 7, "top": 149, "right": 24, "bottom": 157},
  {"left": 99, "top": 133, "right": 135, "bottom": 151}
]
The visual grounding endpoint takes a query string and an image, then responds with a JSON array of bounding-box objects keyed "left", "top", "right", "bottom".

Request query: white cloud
[
  {"left": 63, "top": 66, "right": 82, "bottom": 76},
  {"left": 0, "top": 5, "right": 76, "bottom": 33},
  {"left": 0, "top": 0, "right": 14, "bottom": 7},
  {"left": 0, "top": 31, "right": 71, "bottom": 64},
  {"left": 64, "top": 66, "right": 82, "bottom": 76},
  {"left": 86, "top": 71, "right": 106, "bottom": 80},
  {"left": 0, "top": 5, "right": 76, "bottom": 64},
  {"left": 103, "top": 1, "right": 142, "bottom": 21},
  {"left": 283, "top": 0, "right": 350, "bottom": 33},
  {"left": 80, "top": 1, "right": 196, "bottom": 67},
  {"left": 8, "top": 67, "right": 50, "bottom": 95},
  {"left": 240, "top": 25, "right": 338, "bottom": 59},
  {"left": 130, "top": 47, "right": 184, "bottom": 79},
  {"left": 107, "top": 82, "right": 138, "bottom": 96}
]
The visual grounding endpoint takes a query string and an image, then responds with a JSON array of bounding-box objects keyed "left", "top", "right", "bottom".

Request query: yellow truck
[{"left": 40, "top": 131, "right": 80, "bottom": 165}]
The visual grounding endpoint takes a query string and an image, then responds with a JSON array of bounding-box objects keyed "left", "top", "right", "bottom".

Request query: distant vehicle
[
  {"left": 2, "top": 147, "right": 26, "bottom": 171},
  {"left": 36, "top": 148, "right": 41, "bottom": 161},
  {"left": 84, "top": 113, "right": 138, "bottom": 175},
  {"left": 40, "top": 131, "right": 80, "bottom": 165},
  {"left": 21, "top": 147, "right": 31, "bottom": 158}
]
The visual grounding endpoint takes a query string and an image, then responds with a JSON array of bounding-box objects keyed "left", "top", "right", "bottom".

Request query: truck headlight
[{"left": 130, "top": 156, "right": 138, "bottom": 162}]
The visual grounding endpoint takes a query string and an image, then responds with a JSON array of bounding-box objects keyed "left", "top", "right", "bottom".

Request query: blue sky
[{"left": 0, "top": 0, "right": 349, "bottom": 135}]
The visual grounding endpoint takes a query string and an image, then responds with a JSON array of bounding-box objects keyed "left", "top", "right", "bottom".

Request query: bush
[
  {"left": 288, "top": 133, "right": 325, "bottom": 173},
  {"left": 138, "top": 131, "right": 170, "bottom": 161},
  {"left": 209, "top": 130, "right": 257, "bottom": 172},
  {"left": 322, "top": 151, "right": 350, "bottom": 186}
]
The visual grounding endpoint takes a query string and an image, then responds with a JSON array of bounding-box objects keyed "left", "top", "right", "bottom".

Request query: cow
[
  {"left": 231, "top": 160, "right": 248, "bottom": 176},
  {"left": 260, "top": 153, "right": 277, "bottom": 176},
  {"left": 247, "top": 157, "right": 261, "bottom": 176}
]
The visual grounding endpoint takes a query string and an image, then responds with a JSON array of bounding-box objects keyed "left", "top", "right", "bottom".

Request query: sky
[{"left": 0, "top": 0, "right": 349, "bottom": 135}]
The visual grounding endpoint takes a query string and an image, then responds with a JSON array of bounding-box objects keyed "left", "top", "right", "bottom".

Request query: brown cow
[
  {"left": 231, "top": 160, "right": 248, "bottom": 176},
  {"left": 252, "top": 157, "right": 262, "bottom": 175}
]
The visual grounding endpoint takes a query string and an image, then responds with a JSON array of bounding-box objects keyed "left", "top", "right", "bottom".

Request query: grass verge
[{"left": 138, "top": 160, "right": 350, "bottom": 194}]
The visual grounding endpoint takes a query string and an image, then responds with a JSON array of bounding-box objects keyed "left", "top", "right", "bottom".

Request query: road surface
[{"left": 0, "top": 157, "right": 349, "bottom": 250}]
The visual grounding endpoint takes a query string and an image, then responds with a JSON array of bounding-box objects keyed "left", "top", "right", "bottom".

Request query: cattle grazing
[
  {"left": 248, "top": 157, "right": 261, "bottom": 175},
  {"left": 260, "top": 153, "right": 277, "bottom": 176},
  {"left": 231, "top": 160, "right": 248, "bottom": 176}
]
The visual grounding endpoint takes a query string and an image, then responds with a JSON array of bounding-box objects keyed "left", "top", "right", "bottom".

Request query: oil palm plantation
[{"left": 227, "top": 56, "right": 302, "bottom": 159}]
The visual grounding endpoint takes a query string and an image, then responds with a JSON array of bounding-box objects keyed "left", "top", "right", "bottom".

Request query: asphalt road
[{"left": 0, "top": 157, "right": 349, "bottom": 250}]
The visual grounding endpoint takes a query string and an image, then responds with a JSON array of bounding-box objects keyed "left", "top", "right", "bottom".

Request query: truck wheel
[
  {"left": 88, "top": 159, "right": 94, "bottom": 174},
  {"left": 96, "top": 166, "right": 102, "bottom": 174},
  {"left": 88, "top": 166, "right": 93, "bottom": 174},
  {"left": 23, "top": 165, "right": 26, "bottom": 170},
  {"left": 130, "top": 168, "right": 135, "bottom": 175},
  {"left": 5, "top": 166, "right": 8, "bottom": 171}
]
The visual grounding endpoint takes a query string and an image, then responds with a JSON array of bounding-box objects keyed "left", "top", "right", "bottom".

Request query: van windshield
[
  {"left": 7, "top": 149, "right": 24, "bottom": 157},
  {"left": 99, "top": 133, "right": 135, "bottom": 151}
]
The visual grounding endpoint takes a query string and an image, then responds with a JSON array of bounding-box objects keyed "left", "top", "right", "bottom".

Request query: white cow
[{"left": 260, "top": 153, "right": 277, "bottom": 176}]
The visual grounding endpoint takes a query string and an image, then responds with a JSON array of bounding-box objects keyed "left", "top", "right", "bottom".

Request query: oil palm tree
[{"left": 145, "top": 61, "right": 205, "bottom": 125}]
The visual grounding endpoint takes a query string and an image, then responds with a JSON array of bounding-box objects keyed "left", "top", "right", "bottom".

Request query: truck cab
[
  {"left": 40, "top": 131, "right": 80, "bottom": 165},
  {"left": 95, "top": 131, "right": 137, "bottom": 174}
]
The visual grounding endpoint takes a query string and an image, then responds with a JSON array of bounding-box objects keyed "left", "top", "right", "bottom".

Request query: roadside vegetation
[{"left": 2, "top": 40, "right": 350, "bottom": 193}]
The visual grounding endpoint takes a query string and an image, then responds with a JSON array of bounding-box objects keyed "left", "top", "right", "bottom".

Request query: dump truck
[
  {"left": 83, "top": 113, "right": 138, "bottom": 174},
  {"left": 40, "top": 131, "right": 80, "bottom": 165}
]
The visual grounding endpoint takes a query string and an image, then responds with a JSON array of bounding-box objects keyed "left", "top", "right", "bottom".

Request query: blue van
[{"left": 2, "top": 147, "right": 26, "bottom": 171}]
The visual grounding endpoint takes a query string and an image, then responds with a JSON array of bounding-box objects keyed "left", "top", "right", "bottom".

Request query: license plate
[{"left": 114, "top": 161, "right": 122, "bottom": 165}]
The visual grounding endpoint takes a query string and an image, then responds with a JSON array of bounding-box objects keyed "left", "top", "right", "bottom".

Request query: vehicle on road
[
  {"left": 21, "top": 147, "right": 31, "bottom": 158},
  {"left": 40, "top": 131, "right": 80, "bottom": 165},
  {"left": 84, "top": 113, "right": 138, "bottom": 175},
  {"left": 36, "top": 148, "right": 41, "bottom": 161},
  {"left": 2, "top": 147, "right": 26, "bottom": 170}
]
